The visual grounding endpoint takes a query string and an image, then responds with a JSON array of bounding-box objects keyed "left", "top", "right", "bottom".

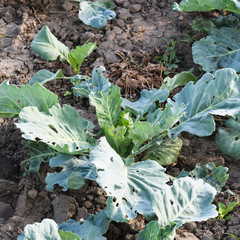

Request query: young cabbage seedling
[
  {"left": 29, "top": 25, "right": 97, "bottom": 86},
  {"left": 217, "top": 201, "right": 239, "bottom": 220}
]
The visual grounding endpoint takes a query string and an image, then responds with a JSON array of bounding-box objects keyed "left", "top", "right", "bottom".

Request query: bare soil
[{"left": 0, "top": 0, "right": 239, "bottom": 239}]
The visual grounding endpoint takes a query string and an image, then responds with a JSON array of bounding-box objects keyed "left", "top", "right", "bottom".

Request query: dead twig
[
  {"left": 32, "top": 7, "right": 41, "bottom": 24},
  {"left": 60, "top": 30, "right": 71, "bottom": 42},
  {"left": 44, "top": 0, "right": 56, "bottom": 12},
  {"left": 0, "top": 229, "right": 13, "bottom": 238}
]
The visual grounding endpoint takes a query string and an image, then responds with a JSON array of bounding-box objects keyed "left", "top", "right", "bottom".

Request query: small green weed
[
  {"left": 217, "top": 201, "right": 239, "bottom": 220},
  {"left": 129, "top": 54, "right": 139, "bottom": 68},
  {"left": 155, "top": 37, "right": 180, "bottom": 75},
  {"left": 63, "top": 91, "right": 73, "bottom": 97},
  {"left": 227, "top": 233, "right": 240, "bottom": 240},
  {"left": 184, "top": 33, "right": 197, "bottom": 43}
]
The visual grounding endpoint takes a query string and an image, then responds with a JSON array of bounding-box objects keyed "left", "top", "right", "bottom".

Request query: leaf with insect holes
[
  {"left": 90, "top": 137, "right": 169, "bottom": 222},
  {"left": 160, "top": 72, "right": 197, "bottom": 93},
  {"left": 31, "top": 25, "right": 69, "bottom": 61},
  {"left": 21, "top": 141, "right": 56, "bottom": 175},
  {"left": 79, "top": 1, "right": 116, "bottom": 29},
  {"left": 0, "top": 81, "right": 58, "bottom": 118},
  {"left": 121, "top": 88, "right": 169, "bottom": 118},
  {"left": 29, "top": 69, "right": 63, "bottom": 86},
  {"left": 173, "top": 0, "right": 240, "bottom": 14},
  {"left": 73, "top": 66, "right": 111, "bottom": 98},
  {"left": 216, "top": 118, "right": 240, "bottom": 160},
  {"left": 168, "top": 68, "right": 240, "bottom": 138},
  {"left": 45, "top": 154, "right": 97, "bottom": 191},
  {"left": 192, "top": 27, "right": 240, "bottom": 72},
  {"left": 178, "top": 162, "right": 229, "bottom": 192},
  {"left": 16, "top": 104, "right": 95, "bottom": 154},
  {"left": 152, "top": 177, "right": 218, "bottom": 228},
  {"left": 138, "top": 177, "right": 217, "bottom": 240}
]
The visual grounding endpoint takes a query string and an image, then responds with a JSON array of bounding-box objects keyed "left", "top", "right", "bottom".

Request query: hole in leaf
[
  {"left": 104, "top": 186, "right": 107, "bottom": 188},
  {"left": 227, "top": 46, "right": 232, "bottom": 51},
  {"left": 55, "top": 167, "right": 63, "bottom": 173},
  {"left": 110, "top": 157, "right": 114, "bottom": 162},
  {"left": 132, "top": 187, "right": 135, "bottom": 192},
  {"left": 35, "top": 137, "right": 41, "bottom": 141},
  {"left": 97, "top": 168, "right": 105, "bottom": 172},
  {"left": 17, "top": 99, "right": 21, "bottom": 104},
  {"left": 116, "top": 203, "right": 119, "bottom": 207},
  {"left": 122, "top": 197, "right": 128, "bottom": 203},
  {"left": 76, "top": 146, "right": 79, "bottom": 150},
  {"left": 52, "top": 142, "right": 56, "bottom": 146},
  {"left": 48, "top": 124, "right": 58, "bottom": 133},
  {"left": 170, "top": 200, "right": 174, "bottom": 205},
  {"left": 166, "top": 179, "right": 173, "bottom": 186}
]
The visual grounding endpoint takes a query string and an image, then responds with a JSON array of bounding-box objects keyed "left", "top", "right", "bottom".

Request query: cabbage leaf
[
  {"left": 169, "top": 69, "right": 240, "bottom": 137},
  {"left": 216, "top": 118, "right": 240, "bottom": 160},
  {"left": 79, "top": 1, "right": 116, "bottom": 29}
]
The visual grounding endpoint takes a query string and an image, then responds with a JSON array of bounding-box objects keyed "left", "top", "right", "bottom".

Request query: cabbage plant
[
  {"left": 173, "top": 0, "right": 240, "bottom": 73},
  {"left": 4, "top": 8, "right": 239, "bottom": 237},
  {"left": 1, "top": 67, "right": 237, "bottom": 239},
  {"left": 173, "top": 0, "right": 240, "bottom": 14},
  {"left": 78, "top": 0, "right": 116, "bottom": 29}
]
